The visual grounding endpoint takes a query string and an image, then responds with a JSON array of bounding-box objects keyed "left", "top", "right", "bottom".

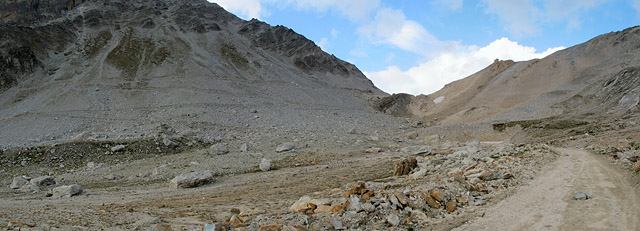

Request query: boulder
[
  {"left": 386, "top": 214, "right": 400, "bottom": 226},
  {"left": 409, "top": 168, "right": 427, "bottom": 180},
  {"left": 259, "top": 158, "right": 271, "bottom": 172},
  {"left": 347, "top": 195, "right": 363, "bottom": 212},
  {"left": 394, "top": 157, "right": 417, "bottom": 176},
  {"left": 392, "top": 191, "right": 409, "bottom": 206},
  {"left": 276, "top": 142, "right": 295, "bottom": 152},
  {"left": 104, "top": 173, "right": 123, "bottom": 180},
  {"left": 10, "top": 176, "right": 30, "bottom": 189},
  {"left": 362, "top": 202, "right": 375, "bottom": 213},
  {"left": 240, "top": 143, "right": 251, "bottom": 152},
  {"left": 289, "top": 196, "right": 315, "bottom": 213},
  {"left": 429, "top": 189, "right": 444, "bottom": 202},
  {"left": 330, "top": 220, "right": 344, "bottom": 230},
  {"left": 19, "top": 183, "right": 39, "bottom": 193},
  {"left": 30, "top": 176, "right": 56, "bottom": 187},
  {"left": 446, "top": 200, "right": 457, "bottom": 212},
  {"left": 573, "top": 192, "right": 592, "bottom": 200},
  {"left": 314, "top": 205, "right": 333, "bottom": 213},
  {"left": 365, "top": 147, "right": 382, "bottom": 153},
  {"left": 111, "top": 144, "right": 126, "bottom": 152},
  {"left": 52, "top": 184, "right": 82, "bottom": 198},
  {"left": 152, "top": 166, "right": 169, "bottom": 176},
  {"left": 170, "top": 170, "right": 214, "bottom": 188},
  {"left": 203, "top": 224, "right": 216, "bottom": 231},
  {"left": 208, "top": 144, "right": 229, "bottom": 155},
  {"left": 401, "top": 145, "right": 432, "bottom": 155}
]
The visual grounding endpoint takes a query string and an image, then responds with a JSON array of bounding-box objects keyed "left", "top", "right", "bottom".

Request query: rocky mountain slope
[
  {"left": 0, "top": 0, "right": 390, "bottom": 148},
  {"left": 379, "top": 26, "right": 640, "bottom": 129}
]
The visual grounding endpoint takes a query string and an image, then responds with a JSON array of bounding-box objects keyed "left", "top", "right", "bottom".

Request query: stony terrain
[{"left": 1, "top": 0, "right": 639, "bottom": 230}]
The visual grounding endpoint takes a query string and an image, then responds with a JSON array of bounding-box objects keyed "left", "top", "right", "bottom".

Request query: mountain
[
  {"left": 0, "top": 0, "right": 390, "bottom": 147},
  {"left": 378, "top": 26, "right": 640, "bottom": 133}
]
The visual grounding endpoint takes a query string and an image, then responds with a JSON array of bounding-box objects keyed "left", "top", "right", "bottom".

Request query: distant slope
[
  {"left": 0, "top": 0, "right": 388, "bottom": 147},
  {"left": 380, "top": 26, "right": 640, "bottom": 126}
]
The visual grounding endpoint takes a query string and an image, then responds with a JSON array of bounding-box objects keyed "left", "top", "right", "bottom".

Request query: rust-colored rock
[
  {"left": 634, "top": 161, "right": 640, "bottom": 173},
  {"left": 229, "top": 215, "right": 247, "bottom": 228},
  {"left": 419, "top": 191, "right": 441, "bottom": 209},
  {"left": 425, "top": 194, "right": 441, "bottom": 209},
  {"left": 260, "top": 223, "right": 283, "bottom": 231},
  {"left": 445, "top": 200, "right": 457, "bottom": 213},
  {"left": 468, "top": 182, "right": 489, "bottom": 193},
  {"left": 429, "top": 188, "right": 444, "bottom": 202},
  {"left": 393, "top": 191, "right": 409, "bottom": 206},
  {"left": 344, "top": 182, "right": 367, "bottom": 198},
  {"left": 362, "top": 190, "right": 375, "bottom": 200},
  {"left": 411, "top": 210, "right": 428, "bottom": 220},
  {"left": 289, "top": 196, "right": 317, "bottom": 213},
  {"left": 394, "top": 157, "right": 417, "bottom": 176},
  {"left": 331, "top": 205, "right": 345, "bottom": 215},
  {"left": 314, "top": 205, "right": 333, "bottom": 213}
]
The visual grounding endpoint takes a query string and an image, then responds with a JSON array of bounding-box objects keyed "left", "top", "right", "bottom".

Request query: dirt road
[{"left": 454, "top": 148, "right": 640, "bottom": 231}]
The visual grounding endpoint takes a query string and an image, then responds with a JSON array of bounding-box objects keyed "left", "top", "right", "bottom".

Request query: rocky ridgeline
[{"left": 145, "top": 142, "right": 556, "bottom": 230}]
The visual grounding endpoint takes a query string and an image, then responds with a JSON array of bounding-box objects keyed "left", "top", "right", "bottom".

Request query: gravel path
[{"left": 454, "top": 148, "right": 640, "bottom": 231}]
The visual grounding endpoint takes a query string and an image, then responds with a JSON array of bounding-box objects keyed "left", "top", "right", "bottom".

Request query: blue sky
[{"left": 211, "top": 0, "right": 640, "bottom": 95}]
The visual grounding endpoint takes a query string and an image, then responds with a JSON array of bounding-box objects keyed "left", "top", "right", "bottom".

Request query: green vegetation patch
[
  {"left": 219, "top": 42, "right": 249, "bottom": 70},
  {"left": 106, "top": 29, "right": 155, "bottom": 78},
  {"left": 84, "top": 30, "right": 112, "bottom": 58}
]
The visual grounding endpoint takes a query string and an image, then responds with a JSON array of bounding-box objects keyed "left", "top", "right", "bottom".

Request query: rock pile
[
  {"left": 10, "top": 175, "right": 57, "bottom": 193},
  {"left": 191, "top": 143, "right": 556, "bottom": 230}
]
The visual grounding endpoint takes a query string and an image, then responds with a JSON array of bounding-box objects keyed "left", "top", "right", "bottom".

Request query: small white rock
[{"left": 259, "top": 158, "right": 271, "bottom": 172}]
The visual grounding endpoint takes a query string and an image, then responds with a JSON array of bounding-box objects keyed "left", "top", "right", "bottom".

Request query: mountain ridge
[
  {"left": 377, "top": 25, "right": 640, "bottom": 130},
  {"left": 0, "top": 0, "right": 392, "bottom": 147}
]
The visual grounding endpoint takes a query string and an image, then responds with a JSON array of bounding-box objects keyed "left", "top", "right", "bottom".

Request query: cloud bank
[{"left": 365, "top": 38, "right": 564, "bottom": 95}]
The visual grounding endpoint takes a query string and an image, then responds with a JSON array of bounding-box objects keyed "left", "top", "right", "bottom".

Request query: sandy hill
[
  {"left": 378, "top": 26, "right": 640, "bottom": 128},
  {"left": 0, "top": 0, "right": 393, "bottom": 147}
]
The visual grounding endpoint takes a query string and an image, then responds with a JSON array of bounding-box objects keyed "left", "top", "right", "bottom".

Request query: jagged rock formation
[{"left": 0, "top": 0, "right": 389, "bottom": 147}]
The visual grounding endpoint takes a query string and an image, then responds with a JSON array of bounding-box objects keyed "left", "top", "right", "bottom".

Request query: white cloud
[
  {"left": 331, "top": 28, "right": 339, "bottom": 38},
  {"left": 482, "top": 0, "right": 540, "bottom": 37},
  {"left": 349, "top": 49, "right": 368, "bottom": 57},
  {"left": 211, "top": 0, "right": 264, "bottom": 19},
  {"left": 365, "top": 38, "right": 565, "bottom": 95},
  {"left": 482, "top": 0, "right": 609, "bottom": 36},
  {"left": 317, "top": 38, "right": 329, "bottom": 51},
  {"left": 288, "top": 0, "right": 381, "bottom": 22},
  {"left": 634, "top": 0, "right": 640, "bottom": 14},
  {"left": 432, "top": 0, "right": 463, "bottom": 10},
  {"left": 358, "top": 8, "right": 455, "bottom": 55}
]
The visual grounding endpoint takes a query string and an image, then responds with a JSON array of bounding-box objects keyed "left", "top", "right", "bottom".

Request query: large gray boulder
[
  {"left": 208, "top": 144, "right": 229, "bottom": 155},
  {"left": 30, "top": 176, "right": 56, "bottom": 187},
  {"left": 171, "top": 170, "right": 214, "bottom": 188},
  {"left": 52, "top": 184, "right": 82, "bottom": 198},
  {"left": 10, "top": 176, "right": 30, "bottom": 189},
  {"left": 276, "top": 142, "right": 295, "bottom": 152}
]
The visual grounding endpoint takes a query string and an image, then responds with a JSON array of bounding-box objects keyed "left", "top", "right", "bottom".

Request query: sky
[{"left": 210, "top": 0, "right": 640, "bottom": 95}]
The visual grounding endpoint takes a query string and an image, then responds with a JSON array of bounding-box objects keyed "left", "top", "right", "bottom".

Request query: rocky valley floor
[{"left": 1, "top": 127, "right": 638, "bottom": 230}]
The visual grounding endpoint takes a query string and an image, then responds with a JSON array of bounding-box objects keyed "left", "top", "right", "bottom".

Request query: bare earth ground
[
  {"left": 0, "top": 144, "right": 638, "bottom": 230},
  {"left": 455, "top": 148, "right": 640, "bottom": 231}
]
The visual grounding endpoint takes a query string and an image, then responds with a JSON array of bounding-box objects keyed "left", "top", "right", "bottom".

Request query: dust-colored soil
[
  {"left": 0, "top": 148, "right": 399, "bottom": 229},
  {"left": 454, "top": 148, "right": 640, "bottom": 231}
]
